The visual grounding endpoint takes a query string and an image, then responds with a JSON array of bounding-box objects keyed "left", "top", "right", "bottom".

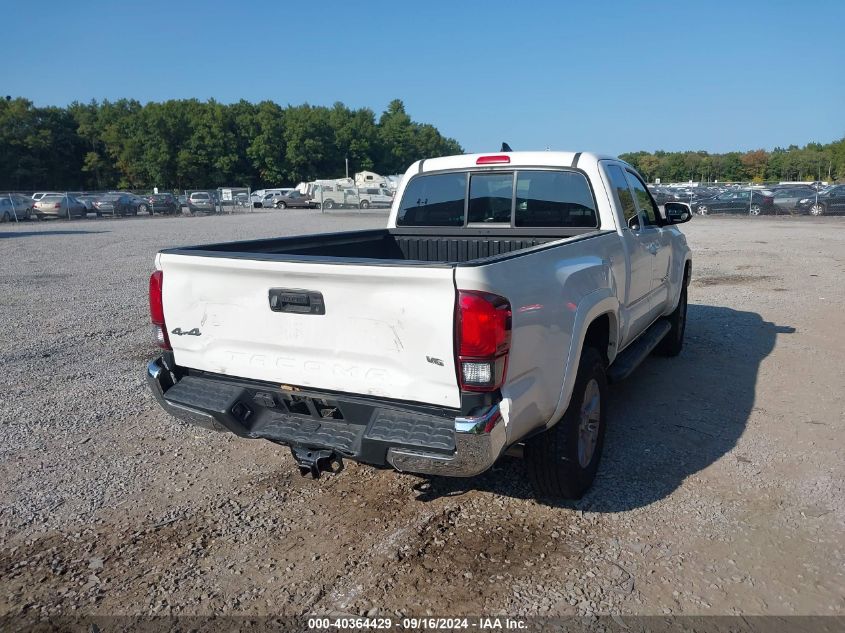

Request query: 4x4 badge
[{"left": 171, "top": 327, "right": 201, "bottom": 337}]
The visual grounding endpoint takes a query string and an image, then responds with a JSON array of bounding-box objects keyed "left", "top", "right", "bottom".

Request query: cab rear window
[
  {"left": 396, "top": 173, "right": 466, "bottom": 226},
  {"left": 515, "top": 171, "right": 597, "bottom": 227},
  {"left": 397, "top": 169, "right": 597, "bottom": 228}
]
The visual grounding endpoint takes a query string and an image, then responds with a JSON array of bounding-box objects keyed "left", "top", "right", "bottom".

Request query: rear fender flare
[{"left": 546, "top": 290, "right": 619, "bottom": 431}]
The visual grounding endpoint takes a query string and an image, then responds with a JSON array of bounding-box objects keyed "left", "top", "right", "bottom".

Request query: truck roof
[{"left": 414, "top": 151, "right": 618, "bottom": 173}]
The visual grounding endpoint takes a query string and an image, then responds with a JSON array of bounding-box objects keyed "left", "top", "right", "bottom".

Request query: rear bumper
[{"left": 146, "top": 357, "right": 505, "bottom": 477}]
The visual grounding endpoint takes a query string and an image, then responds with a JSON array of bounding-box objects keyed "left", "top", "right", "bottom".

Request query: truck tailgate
[{"left": 157, "top": 253, "right": 460, "bottom": 408}]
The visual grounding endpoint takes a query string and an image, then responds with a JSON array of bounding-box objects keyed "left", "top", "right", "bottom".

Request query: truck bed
[{"left": 161, "top": 228, "right": 602, "bottom": 266}]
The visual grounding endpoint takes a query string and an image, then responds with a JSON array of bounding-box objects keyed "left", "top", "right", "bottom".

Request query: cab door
[
  {"left": 602, "top": 163, "right": 656, "bottom": 346},
  {"left": 624, "top": 171, "right": 673, "bottom": 318}
]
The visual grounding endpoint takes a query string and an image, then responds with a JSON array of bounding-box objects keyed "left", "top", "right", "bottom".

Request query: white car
[
  {"left": 31, "top": 192, "right": 60, "bottom": 201},
  {"left": 146, "top": 151, "right": 692, "bottom": 499},
  {"left": 250, "top": 188, "right": 293, "bottom": 208}
]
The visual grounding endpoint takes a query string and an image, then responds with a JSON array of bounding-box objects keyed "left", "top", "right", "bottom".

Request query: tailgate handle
[{"left": 268, "top": 288, "right": 326, "bottom": 315}]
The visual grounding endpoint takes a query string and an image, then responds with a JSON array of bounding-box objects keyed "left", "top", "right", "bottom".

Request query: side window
[
  {"left": 606, "top": 164, "right": 639, "bottom": 228},
  {"left": 625, "top": 171, "right": 659, "bottom": 226}
]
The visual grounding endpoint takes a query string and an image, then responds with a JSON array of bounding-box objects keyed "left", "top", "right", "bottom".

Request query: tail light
[
  {"left": 54, "top": 203, "right": 61, "bottom": 209},
  {"left": 149, "top": 271, "right": 171, "bottom": 350},
  {"left": 455, "top": 291, "right": 511, "bottom": 392}
]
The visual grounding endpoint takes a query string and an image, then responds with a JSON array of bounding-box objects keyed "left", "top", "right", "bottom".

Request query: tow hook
[{"left": 291, "top": 447, "right": 344, "bottom": 479}]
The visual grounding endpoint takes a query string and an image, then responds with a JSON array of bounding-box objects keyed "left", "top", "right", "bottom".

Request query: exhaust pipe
[{"left": 291, "top": 447, "right": 344, "bottom": 479}]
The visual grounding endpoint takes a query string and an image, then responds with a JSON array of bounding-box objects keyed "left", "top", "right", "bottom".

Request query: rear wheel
[
  {"left": 749, "top": 204, "right": 762, "bottom": 216},
  {"left": 696, "top": 205, "right": 709, "bottom": 216},
  {"left": 525, "top": 347, "right": 608, "bottom": 500},
  {"left": 360, "top": 200, "right": 370, "bottom": 210},
  {"left": 138, "top": 203, "right": 149, "bottom": 214},
  {"left": 323, "top": 198, "right": 335, "bottom": 210},
  {"left": 275, "top": 201, "right": 287, "bottom": 209},
  {"left": 810, "top": 203, "right": 825, "bottom": 216},
  {"left": 1, "top": 211, "right": 10, "bottom": 222}
]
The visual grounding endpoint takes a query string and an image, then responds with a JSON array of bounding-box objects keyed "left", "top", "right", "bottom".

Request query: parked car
[
  {"left": 356, "top": 187, "right": 394, "bottom": 209},
  {"left": 271, "top": 190, "right": 314, "bottom": 209},
  {"left": 75, "top": 194, "right": 100, "bottom": 212},
  {"left": 693, "top": 190, "right": 775, "bottom": 216},
  {"left": 771, "top": 186, "right": 817, "bottom": 214},
  {"left": 146, "top": 150, "right": 693, "bottom": 499},
  {"left": 108, "top": 192, "right": 151, "bottom": 214},
  {"left": 1, "top": 197, "right": 28, "bottom": 221},
  {"left": 2, "top": 194, "right": 34, "bottom": 220},
  {"left": 147, "top": 193, "right": 181, "bottom": 215},
  {"left": 187, "top": 191, "right": 217, "bottom": 214},
  {"left": 259, "top": 192, "right": 283, "bottom": 208},
  {"left": 33, "top": 194, "right": 88, "bottom": 219},
  {"left": 647, "top": 186, "right": 676, "bottom": 206},
  {"left": 31, "top": 192, "right": 59, "bottom": 202},
  {"left": 251, "top": 188, "right": 293, "bottom": 208},
  {"left": 92, "top": 194, "right": 132, "bottom": 216},
  {"left": 795, "top": 185, "right": 845, "bottom": 216}
]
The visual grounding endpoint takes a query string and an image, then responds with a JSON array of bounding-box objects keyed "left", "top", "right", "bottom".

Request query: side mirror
[{"left": 664, "top": 202, "right": 692, "bottom": 224}]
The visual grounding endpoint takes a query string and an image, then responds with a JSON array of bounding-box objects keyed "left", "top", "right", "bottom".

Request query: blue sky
[{"left": 2, "top": 0, "right": 843, "bottom": 155}]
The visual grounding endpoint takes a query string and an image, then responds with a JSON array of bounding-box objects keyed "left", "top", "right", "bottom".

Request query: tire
[
  {"left": 360, "top": 200, "right": 370, "bottom": 210},
  {"left": 1, "top": 211, "right": 9, "bottom": 223},
  {"left": 809, "top": 203, "right": 825, "bottom": 216},
  {"left": 696, "top": 205, "right": 709, "bottom": 216},
  {"left": 323, "top": 199, "right": 335, "bottom": 210},
  {"left": 655, "top": 284, "right": 687, "bottom": 357},
  {"left": 749, "top": 204, "right": 762, "bottom": 216},
  {"left": 275, "top": 201, "right": 287, "bottom": 209},
  {"left": 137, "top": 203, "right": 148, "bottom": 214},
  {"left": 525, "top": 347, "right": 608, "bottom": 500}
]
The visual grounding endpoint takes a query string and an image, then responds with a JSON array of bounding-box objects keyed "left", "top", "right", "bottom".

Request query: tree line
[
  {"left": 3, "top": 93, "right": 842, "bottom": 190},
  {"left": 620, "top": 138, "right": 845, "bottom": 185},
  {"left": 0, "top": 97, "right": 462, "bottom": 191}
]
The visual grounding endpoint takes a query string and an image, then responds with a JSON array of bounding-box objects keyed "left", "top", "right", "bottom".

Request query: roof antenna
[{"left": 500, "top": 142, "right": 512, "bottom": 152}]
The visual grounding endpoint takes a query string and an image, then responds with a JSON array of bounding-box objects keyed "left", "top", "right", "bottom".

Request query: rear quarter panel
[{"left": 454, "top": 232, "right": 624, "bottom": 445}]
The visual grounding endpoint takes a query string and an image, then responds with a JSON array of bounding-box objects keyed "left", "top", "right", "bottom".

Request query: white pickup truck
[{"left": 146, "top": 151, "right": 692, "bottom": 499}]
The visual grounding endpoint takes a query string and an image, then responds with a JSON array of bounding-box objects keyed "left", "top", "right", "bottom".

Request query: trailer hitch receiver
[{"left": 291, "top": 447, "right": 344, "bottom": 479}]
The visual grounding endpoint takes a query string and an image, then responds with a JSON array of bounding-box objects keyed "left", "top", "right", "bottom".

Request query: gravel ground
[{"left": 1, "top": 211, "right": 844, "bottom": 621}]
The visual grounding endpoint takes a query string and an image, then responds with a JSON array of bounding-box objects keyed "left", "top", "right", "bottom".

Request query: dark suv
[{"left": 147, "top": 193, "right": 181, "bottom": 215}]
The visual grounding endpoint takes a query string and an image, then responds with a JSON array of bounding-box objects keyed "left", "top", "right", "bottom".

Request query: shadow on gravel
[
  {"left": 414, "top": 305, "right": 795, "bottom": 510},
  {"left": 0, "top": 230, "right": 109, "bottom": 238}
]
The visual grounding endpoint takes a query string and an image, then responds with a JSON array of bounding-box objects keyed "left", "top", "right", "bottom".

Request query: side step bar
[{"left": 607, "top": 319, "right": 671, "bottom": 383}]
